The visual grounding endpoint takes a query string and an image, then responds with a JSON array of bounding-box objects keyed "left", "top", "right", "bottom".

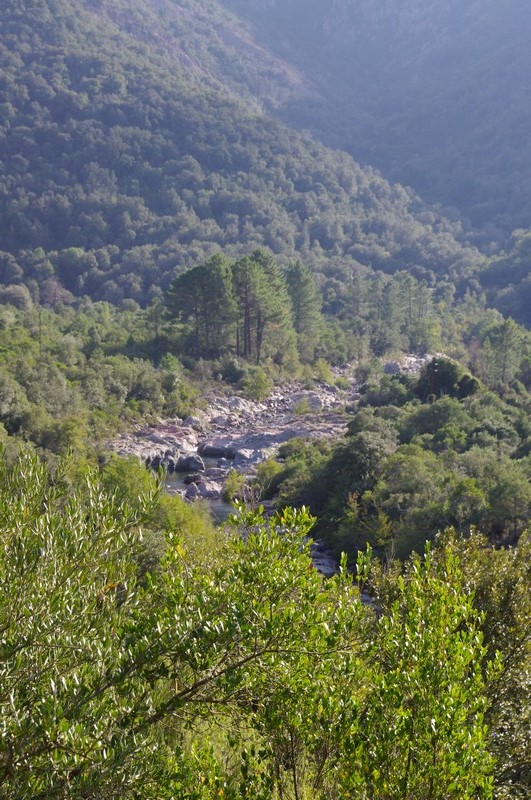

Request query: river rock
[
  {"left": 197, "top": 480, "right": 224, "bottom": 498},
  {"left": 185, "top": 482, "right": 200, "bottom": 499},
  {"left": 234, "top": 448, "right": 262, "bottom": 467},
  {"left": 185, "top": 480, "right": 223, "bottom": 499},
  {"left": 203, "top": 467, "right": 228, "bottom": 479},
  {"left": 181, "top": 415, "right": 203, "bottom": 429},
  {"left": 310, "top": 542, "right": 338, "bottom": 577},
  {"left": 174, "top": 453, "right": 205, "bottom": 471},
  {"left": 199, "top": 439, "right": 238, "bottom": 458}
]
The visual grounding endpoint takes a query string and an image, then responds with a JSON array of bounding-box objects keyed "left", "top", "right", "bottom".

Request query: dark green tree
[
  {"left": 285, "top": 260, "right": 323, "bottom": 362},
  {"left": 415, "top": 357, "right": 463, "bottom": 401},
  {"left": 166, "top": 254, "right": 237, "bottom": 358},
  {"left": 484, "top": 317, "right": 523, "bottom": 388},
  {"left": 233, "top": 250, "right": 296, "bottom": 365}
]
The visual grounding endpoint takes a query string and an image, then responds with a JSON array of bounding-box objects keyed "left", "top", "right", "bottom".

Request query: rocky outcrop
[
  {"left": 175, "top": 454, "right": 205, "bottom": 472},
  {"left": 383, "top": 352, "right": 441, "bottom": 376},
  {"left": 106, "top": 380, "right": 354, "bottom": 503},
  {"left": 106, "top": 357, "right": 433, "bottom": 500}
]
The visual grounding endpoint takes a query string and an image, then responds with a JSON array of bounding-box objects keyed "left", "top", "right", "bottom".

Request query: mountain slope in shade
[{"left": 221, "top": 0, "right": 531, "bottom": 240}]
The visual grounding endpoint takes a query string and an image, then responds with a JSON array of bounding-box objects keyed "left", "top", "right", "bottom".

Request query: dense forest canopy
[
  {"left": 0, "top": 452, "right": 529, "bottom": 798},
  {"left": 0, "top": 0, "right": 485, "bottom": 309},
  {"left": 217, "top": 0, "right": 531, "bottom": 318},
  {"left": 221, "top": 0, "right": 531, "bottom": 239}
]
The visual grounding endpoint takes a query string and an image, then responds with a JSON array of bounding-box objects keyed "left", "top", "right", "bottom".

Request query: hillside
[
  {"left": 0, "top": 0, "right": 480, "bottom": 305},
  {"left": 221, "top": 0, "right": 531, "bottom": 241}
]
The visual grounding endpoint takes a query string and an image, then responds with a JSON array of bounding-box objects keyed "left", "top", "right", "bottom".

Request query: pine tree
[
  {"left": 166, "top": 254, "right": 237, "bottom": 358},
  {"left": 285, "top": 260, "right": 323, "bottom": 362},
  {"left": 233, "top": 250, "right": 297, "bottom": 366}
]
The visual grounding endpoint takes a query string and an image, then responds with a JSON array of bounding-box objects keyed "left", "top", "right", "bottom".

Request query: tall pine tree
[
  {"left": 285, "top": 260, "right": 323, "bottom": 363},
  {"left": 166, "top": 254, "right": 236, "bottom": 358},
  {"left": 233, "top": 250, "right": 296, "bottom": 366}
]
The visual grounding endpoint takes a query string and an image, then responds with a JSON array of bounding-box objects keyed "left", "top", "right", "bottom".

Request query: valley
[{"left": 0, "top": 2, "right": 529, "bottom": 797}]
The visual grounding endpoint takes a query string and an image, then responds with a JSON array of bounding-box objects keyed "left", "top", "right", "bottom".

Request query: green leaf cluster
[
  {"left": 0, "top": 453, "right": 502, "bottom": 798},
  {"left": 273, "top": 359, "right": 530, "bottom": 558}
]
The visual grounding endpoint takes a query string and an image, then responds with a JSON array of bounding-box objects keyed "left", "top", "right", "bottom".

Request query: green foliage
[
  {"left": 285, "top": 261, "right": 324, "bottom": 363},
  {"left": 414, "top": 357, "right": 465, "bottom": 401},
  {"left": 240, "top": 365, "right": 271, "bottom": 400},
  {"left": 292, "top": 396, "right": 313, "bottom": 415},
  {"left": 0, "top": 453, "right": 511, "bottom": 797},
  {"left": 0, "top": 301, "right": 198, "bottom": 453},
  {"left": 0, "top": 451, "right": 159, "bottom": 797},
  {"left": 166, "top": 250, "right": 299, "bottom": 366},
  {"left": 276, "top": 368, "right": 530, "bottom": 559},
  {"left": 276, "top": 439, "right": 332, "bottom": 511},
  {"left": 479, "top": 231, "right": 531, "bottom": 326},
  {"left": 227, "top": 0, "right": 531, "bottom": 247},
  {"left": 232, "top": 250, "right": 298, "bottom": 366},
  {"left": 356, "top": 543, "right": 495, "bottom": 800},
  {"left": 253, "top": 457, "right": 283, "bottom": 498},
  {"left": 313, "top": 357, "right": 334, "bottom": 384},
  {"left": 431, "top": 530, "right": 531, "bottom": 800},
  {"left": 166, "top": 253, "right": 237, "bottom": 359},
  {"left": 222, "top": 468, "right": 246, "bottom": 501},
  {"left": 0, "top": 0, "right": 484, "bottom": 312}
]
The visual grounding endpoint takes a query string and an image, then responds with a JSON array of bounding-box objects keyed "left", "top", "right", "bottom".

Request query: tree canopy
[{"left": 0, "top": 451, "right": 503, "bottom": 799}]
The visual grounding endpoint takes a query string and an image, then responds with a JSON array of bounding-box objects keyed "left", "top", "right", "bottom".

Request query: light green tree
[
  {"left": 349, "top": 544, "right": 496, "bottom": 800},
  {"left": 436, "top": 530, "right": 531, "bottom": 800},
  {"left": 0, "top": 452, "right": 498, "bottom": 799}
]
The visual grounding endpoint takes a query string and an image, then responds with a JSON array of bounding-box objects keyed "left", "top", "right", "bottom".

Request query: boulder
[
  {"left": 234, "top": 448, "right": 261, "bottom": 467},
  {"left": 146, "top": 433, "right": 169, "bottom": 445},
  {"left": 227, "top": 396, "right": 251, "bottom": 413},
  {"left": 203, "top": 467, "right": 228, "bottom": 480},
  {"left": 185, "top": 480, "right": 223, "bottom": 500},
  {"left": 174, "top": 454, "right": 205, "bottom": 472},
  {"left": 199, "top": 439, "right": 238, "bottom": 458},
  {"left": 181, "top": 415, "right": 203, "bottom": 429},
  {"left": 185, "top": 482, "right": 200, "bottom": 499},
  {"left": 186, "top": 454, "right": 205, "bottom": 471},
  {"left": 196, "top": 480, "right": 223, "bottom": 498},
  {"left": 211, "top": 414, "right": 230, "bottom": 426}
]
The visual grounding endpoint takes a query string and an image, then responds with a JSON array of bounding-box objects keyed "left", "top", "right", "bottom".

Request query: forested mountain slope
[
  {"left": 0, "top": 0, "right": 480, "bottom": 305},
  {"left": 222, "top": 0, "right": 531, "bottom": 241}
]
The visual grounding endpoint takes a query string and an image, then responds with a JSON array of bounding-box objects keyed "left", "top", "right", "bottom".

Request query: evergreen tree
[
  {"left": 232, "top": 254, "right": 261, "bottom": 362},
  {"left": 485, "top": 317, "right": 523, "bottom": 387},
  {"left": 233, "top": 250, "right": 296, "bottom": 366},
  {"left": 166, "top": 254, "right": 237, "bottom": 358},
  {"left": 285, "top": 260, "right": 323, "bottom": 362}
]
